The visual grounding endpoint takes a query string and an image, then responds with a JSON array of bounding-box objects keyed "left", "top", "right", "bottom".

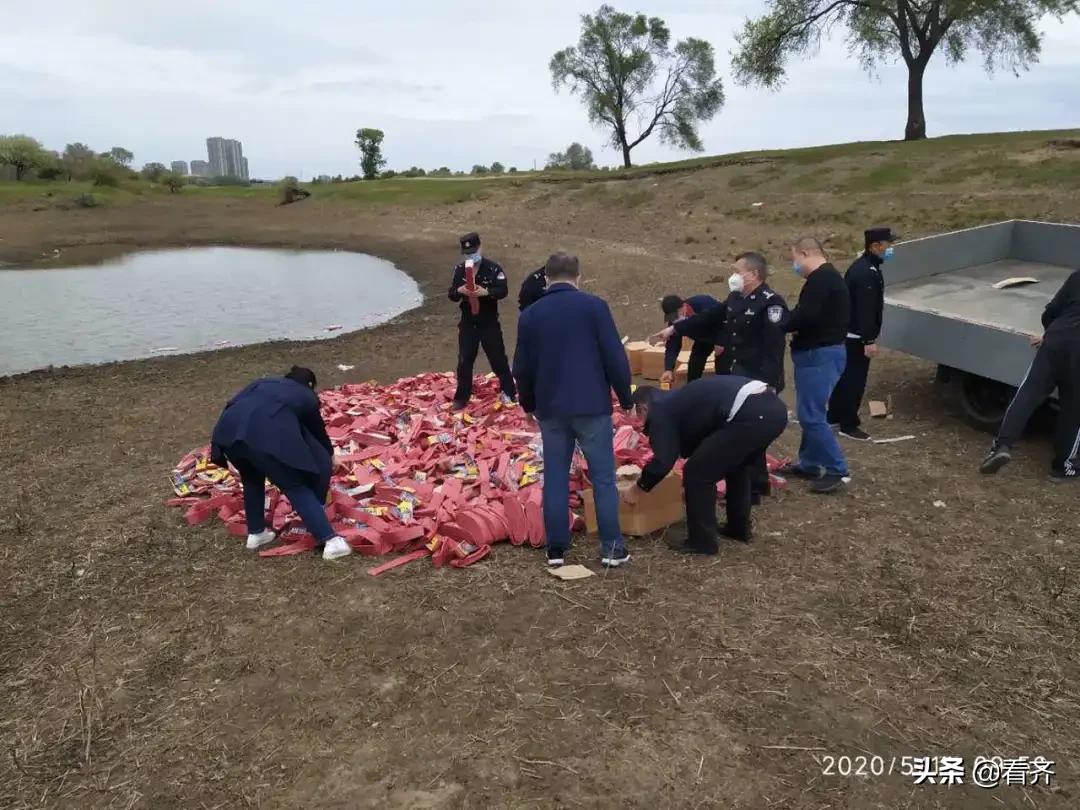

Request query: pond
[{"left": 0, "top": 246, "right": 423, "bottom": 376}]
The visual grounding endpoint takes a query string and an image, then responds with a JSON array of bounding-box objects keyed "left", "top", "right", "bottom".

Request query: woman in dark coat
[{"left": 210, "top": 366, "right": 351, "bottom": 560}]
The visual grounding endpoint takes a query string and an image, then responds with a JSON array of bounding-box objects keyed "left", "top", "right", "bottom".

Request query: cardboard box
[
  {"left": 640, "top": 346, "right": 667, "bottom": 380},
  {"left": 674, "top": 363, "right": 689, "bottom": 387},
  {"left": 624, "top": 341, "right": 652, "bottom": 376},
  {"left": 677, "top": 349, "right": 693, "bottom": 365},
  {"left": 582, "top": 473, "right": 684, "bottom": 536},
  {"left": 682, "top": 336, "right": 692, "bottom": 351}
]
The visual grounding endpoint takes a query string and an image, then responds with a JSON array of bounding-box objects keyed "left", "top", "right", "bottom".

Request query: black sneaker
[
  {"left": 979, "top": 444, "right": 1012, "bottom": 474},
  {"left": 667, "top": 538, "right": 718, "bottom": 555},
  {"left": 547, "top": 548, "right": 567, "bottom": 567},
  {"left": 839, "top": 426, "right": 871, "bottom": 442},
  {"left": 451, "top": 400, "right": 469, "bottom": 412},
  {"left": 600, "top": 549, "right": 631, "bottom": 568},
  {"left": 810, "top": 474, "right": 847, "bottom": 494},
  {"left": 718, "top": 523, "right": 752, "bottom": 543},
  {"left": 777, "top": 461, "right": 823, "bottom": 480},
  {"left": 1048, "top": 469, "right": 1079, "bottom": 484}
]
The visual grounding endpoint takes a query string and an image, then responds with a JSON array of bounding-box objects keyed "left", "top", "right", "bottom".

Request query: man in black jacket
[
  {"left": 448, "top": 232, "right": 517, "bottom": 409},
  {"left": 782, "top": 237, "right": 851, "bottom": 494},
  {"left": 828, "top": 227, "right": 896, "bottom": 441},
  {"left": 981, "top": 267, "right": 1080, "bottom": 482},
  {"left": 623, "top": 377, "right": 787, "bottom": 553},
  {"left": 518, "top": 265, "right": 547, "bottom": 310}
]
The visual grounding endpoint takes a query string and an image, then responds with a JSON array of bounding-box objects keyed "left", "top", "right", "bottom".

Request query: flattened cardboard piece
[
  {"left": 548, "top": 564, "right": 595, "bottom": 581},
  {"left": 868, "top": 400, "right": 889, "bottom": 418}
]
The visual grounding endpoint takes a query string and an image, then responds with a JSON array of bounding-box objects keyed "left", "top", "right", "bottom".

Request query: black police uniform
[
  {"left": 447, "top": 233, "right": 517, "bottom": 406},
  {"left": 676, "top": 284, "right": 789, "bottom": 495},
  {"left": 518, "top": 266, "right": 547, "bottom": 310},
  {"left": 828, "top": 250, "right": 885, "bottom": 431},
  {"left": 994, "top": 267, "right": 1080, "bottom": 477},
  {"left": 635, "top": 376, "right": 789, "bottom": 551}
]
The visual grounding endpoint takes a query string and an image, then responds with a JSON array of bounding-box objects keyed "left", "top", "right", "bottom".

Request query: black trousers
[
  {"left": 682, "top": 393, "right": 789, "bottom": 551},
  {"left": 998, "top": 337, "right": 1080, "bottom": 475},
  {"left": 686, "top": 340, "right": 719, "bottom": 382},
  {"left": 454, "top": 320, "right": 517, "bottom": 404},
  {"left": 827, "top": 339, "right": 870, "bottom": 430}
]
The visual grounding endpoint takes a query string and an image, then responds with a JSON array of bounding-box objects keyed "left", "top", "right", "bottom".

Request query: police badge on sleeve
[{"left": 767, "top": 305, "right": 784, "bottom": 323}]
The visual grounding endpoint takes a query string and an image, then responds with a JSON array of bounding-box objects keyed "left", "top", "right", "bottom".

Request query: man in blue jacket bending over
[{"left": 513, "top": 252, "right": 635, "bottom": 568}]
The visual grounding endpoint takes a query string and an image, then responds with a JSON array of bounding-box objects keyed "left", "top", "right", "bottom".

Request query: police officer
[
  {"left": 622, "top": 376, "right": 788, "bottom": 552},
  {"left": 655, "top": 294, "right": 721, "bottom": 384},
  {"left": 656, "top": 253, "right": 789, "bottom": 497},
  {"left": 981, "top": 266, "right": 1080, "bottom": 482},
  {"left": 518, "top": 264, "right": 547, "bottom": 310},
  {"left": 827, "top": 227, "right": 896, "bottom": 441},
  {"left": 447, "top": 232, "right": 517, "bottom": 410}
]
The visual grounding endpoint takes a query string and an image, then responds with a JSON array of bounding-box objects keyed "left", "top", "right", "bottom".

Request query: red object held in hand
[{"left": 465, "top": 262, "right": 480, "bottom": 315}]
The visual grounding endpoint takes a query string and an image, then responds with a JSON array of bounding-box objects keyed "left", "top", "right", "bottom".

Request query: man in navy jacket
[
  {"left": 513, "top": 252, "right": 634, "bottom": 568},
  {"left": 211, "top": 366, "right": 352, "bottom": 561}
]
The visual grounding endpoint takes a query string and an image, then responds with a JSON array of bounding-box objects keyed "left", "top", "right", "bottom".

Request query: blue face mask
[
  {"left": 465, "top": 252, "right": 481, "bottom": 264},
  {"left": 883, "top": 246, "right": 895, "bottom": 260},
  {"left": 792, "top": 261, "right": 802, "bottom": 276}
]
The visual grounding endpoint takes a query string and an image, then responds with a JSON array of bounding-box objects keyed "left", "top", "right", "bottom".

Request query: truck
[{"left": 879, "top": 220, "right": 1079, "bottom": 430}]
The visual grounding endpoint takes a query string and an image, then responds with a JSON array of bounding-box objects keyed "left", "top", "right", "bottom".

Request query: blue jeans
[
  {"left": 225, "top": 443, "right": 336, "bottom": 543},
  {"left": 793, "top": 346, "right": 849, "bottom": 477},
  {"left": 538, "top": 414, "right": 626, "bottom": 557}
]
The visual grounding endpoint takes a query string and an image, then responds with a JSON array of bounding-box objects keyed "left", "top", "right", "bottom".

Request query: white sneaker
[
  {"left": 245, "top": 530, "right": 277, "bottom": 550},
  {"left": 322, "top": 536, "right": 352, "bottom": 561}
]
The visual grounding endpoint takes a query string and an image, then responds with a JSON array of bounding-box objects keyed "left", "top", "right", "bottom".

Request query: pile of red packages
[{"left": 168, "top": 372, "right": 786, "bottom": 573}]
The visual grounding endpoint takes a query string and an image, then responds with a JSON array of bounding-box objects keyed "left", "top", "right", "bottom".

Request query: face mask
[
  {"left": 465, "top": 252, "right": 481, "bottom": 264},
  {"left": 883, "top": 246, "right": 895, "bottom": 260},
  {"left": 792, "top": 261, "right": 802, "bottom": 276},
  {"left": 728, "top": 273, "right": 745, "bottom": 294}
]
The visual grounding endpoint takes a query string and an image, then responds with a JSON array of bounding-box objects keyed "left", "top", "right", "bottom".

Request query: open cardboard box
[
  {"left": 640, "top": 346, "right": 667, "bottom": 380},
  {"left": 582, "top": 471, "right": 684, "bottom": 536},
  {"left": 624, "top": 341, "right": 652, "bottom": 376}
]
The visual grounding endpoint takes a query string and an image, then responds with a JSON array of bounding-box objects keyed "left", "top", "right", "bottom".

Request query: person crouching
[
  {"left": 210, "top": 366, "right": 352, "bottom": 561},
  {"left": 623, "top": 376, "right": 788, "bottom": 553}
]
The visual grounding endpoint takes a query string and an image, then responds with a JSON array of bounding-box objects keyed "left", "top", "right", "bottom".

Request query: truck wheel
[{"left": 956, "top": 372, "right": 1014, "bottom": 433}]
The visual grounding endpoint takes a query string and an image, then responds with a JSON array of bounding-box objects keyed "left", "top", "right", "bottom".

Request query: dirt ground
[{"left": 2, "top": 167, "right": 1080, "bottom": 810}]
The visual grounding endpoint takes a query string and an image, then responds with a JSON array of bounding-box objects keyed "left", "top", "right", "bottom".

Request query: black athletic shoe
[
  {"left": 810, "top": 474, "right": 847, "bottom": 494},
  {"left": 839, "top": 427, "right": 872, "bottom": 442},
  {"left": 600, "top": 549, "right": 631, "bottom": 568},
  {"left": 451, "top": 400, "right": 468, "bottom": 412},
  {"left": 1048, "top": 469, "right": 1079, "bottom": 484},
  {"left": 547, "top": 548, "right": 567, "bottom": 567},
  {"left": 666, "top": 538, "right": 718, "bottom": 556},
  {"left": 979, "top": 444, "right": 1012, "bottom": 475},
  {"left": 777, "top": 461, "right": 823, "bottom": 480},
  {"left": 718, "top": 523, "right": 752, "bottom": 543}
]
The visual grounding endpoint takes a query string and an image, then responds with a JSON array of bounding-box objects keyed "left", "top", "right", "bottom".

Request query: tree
[
  {"left": 141, "top": 162, "right": 167, "bottom": 181},
  {"left": 61, "top": 143, "right": 96, "bottom": 181},
  {"left": 733, "top": 1, "right": 1078, "bottom": 142},
  {"left": 509, "top": 167, "right": 519, "bottom": 174},
  {"left": 546, "top": 142, "right": 596, "bottom": 170},
  {"left": 551, "top": 5, "right": 724, "bottom": 168},
  {"left": 355, "top": 128, "right": 386, "bottom": 179},
  {"left": 106, "top": 146, "right": 134, "bottom": 167},
  {"left": 0, "top": 135, "right": 50, "bottom": 180},
  {"left": 471, "top": 165, "right": 490, "bottom": 175},
  {"left": 431, "top": 167, "right": 452, "bottom": 177},
  {"left": 490, "top": 161, "right": 506, "bottom": 175}
]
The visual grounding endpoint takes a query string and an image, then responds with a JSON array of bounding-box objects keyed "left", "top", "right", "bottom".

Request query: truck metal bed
[{"left": 879, "top": 221, "right": 1080, "bottom": 388}]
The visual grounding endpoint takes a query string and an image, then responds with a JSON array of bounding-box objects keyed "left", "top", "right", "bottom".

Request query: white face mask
[{"left": 728, "top": 273, "right": 745, "bottom": 294}]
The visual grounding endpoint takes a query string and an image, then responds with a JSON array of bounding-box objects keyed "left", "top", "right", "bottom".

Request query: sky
[{"left": 1, "top": 1, "right": 1077, "bottom": 179}]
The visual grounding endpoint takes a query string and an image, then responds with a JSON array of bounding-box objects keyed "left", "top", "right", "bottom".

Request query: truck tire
[{"left": 957, "top": 373, "right": 1014, "bottom": 432}]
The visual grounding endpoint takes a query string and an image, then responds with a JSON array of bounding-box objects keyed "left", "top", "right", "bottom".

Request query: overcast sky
[{"left": 2, "top": 1, "right": 1077, "bottom": 179}]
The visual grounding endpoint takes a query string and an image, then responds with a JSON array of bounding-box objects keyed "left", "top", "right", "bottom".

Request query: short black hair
[
  {"left": 793, "top": 236, "right": 826, "bottom": 257},
  {"left": 632, "top": 385, "right": 659, "bottom": 408},
  {"left": 734, "top": 251, "right": 768, "bottom": 280},
  {"left": 545, "top": 251, "right": 580, "bottom": 281},
  {"left": 285, "top": 365, "right": 317, "bottom": 390}
]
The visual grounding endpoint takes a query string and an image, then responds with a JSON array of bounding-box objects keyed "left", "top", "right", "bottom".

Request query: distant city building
[
  {"left": 171, "top": 160, "right": 188, "bottom": 176},
  {"left": 190, "top": 160, "right": 211, "bottom": 177},
  {"left": 206, "top": 137, "right": 247, "bottom": 179}
]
